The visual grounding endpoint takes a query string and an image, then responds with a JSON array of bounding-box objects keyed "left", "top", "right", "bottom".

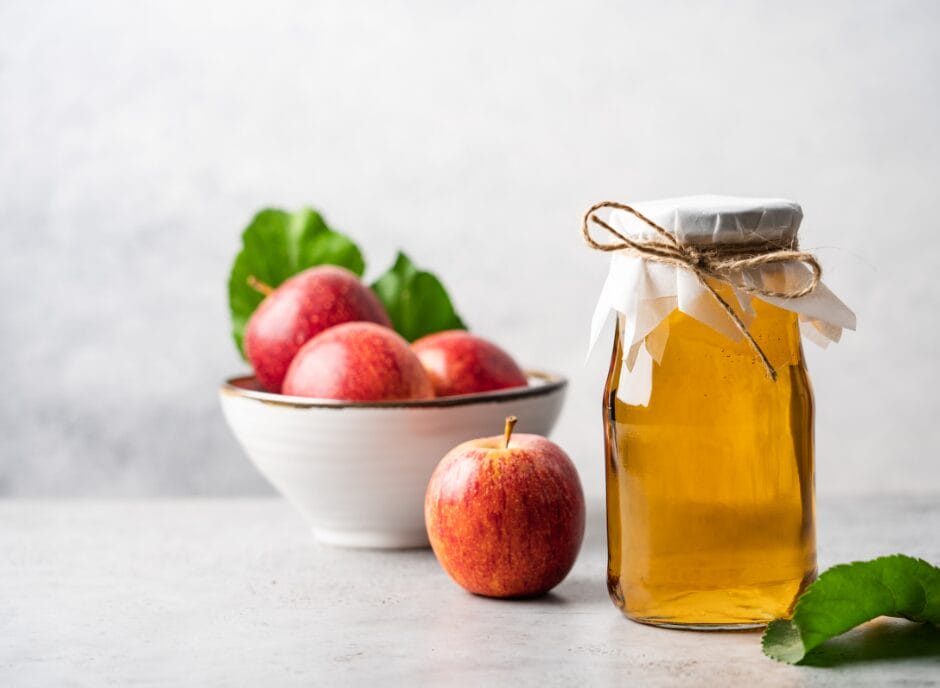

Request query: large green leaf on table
[
  {"left": 370, "top": 252, "right": 467, "bottom": 342},
  {"left": 228, "top": 208, "right": 365, "bottom": 359},
  {"left": 762, "top": 554, "right": 940, "bottom": 664}
]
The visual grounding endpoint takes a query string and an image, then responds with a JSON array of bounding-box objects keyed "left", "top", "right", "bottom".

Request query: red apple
[
  {"left": 425, "top": 417, "right": 585, "bottom": 598},
  {"left": 244, "top": 266, "right": 392, "bottom": 392},
  {"left": 282, "top": 322, "right": 434, "bottom": 401},
  {"left": 411, "top": 331, "right": 528, "bottom": 397}
]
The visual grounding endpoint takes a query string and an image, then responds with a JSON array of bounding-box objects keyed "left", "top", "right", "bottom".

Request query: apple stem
[
  {"left": 247, "top": 275, "right": 274, "bottom": 297},
  {"left": 503, "top": 416, "right": 518, "bottom": 449}
]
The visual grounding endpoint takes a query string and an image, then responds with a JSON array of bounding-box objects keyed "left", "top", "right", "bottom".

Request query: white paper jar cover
[{"left": 587, "top": 195, "right": 856, "bottom": 406}]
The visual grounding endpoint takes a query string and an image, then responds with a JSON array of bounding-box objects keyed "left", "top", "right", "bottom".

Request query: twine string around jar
[{"left": 581, "top": 201, "right": 823, "bottom": 382}]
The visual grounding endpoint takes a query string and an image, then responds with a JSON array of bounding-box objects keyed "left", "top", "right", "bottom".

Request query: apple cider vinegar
[
  {"left": 604, "top": 296, "right": 816, "bottom": 628},
  {"left": 584, "top": 196, "right": 853, "bottom": 629}
]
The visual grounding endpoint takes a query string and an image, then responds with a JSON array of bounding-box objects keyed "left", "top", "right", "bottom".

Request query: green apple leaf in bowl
[
  {"left": 371, "top": 252, "right": 467, "bottom": 342},
  {"left": 228, "top": 207, "right": 466, "bottom": 361},
  {"left": 228, "top": 208, "right": 365, "bottom": 358}
]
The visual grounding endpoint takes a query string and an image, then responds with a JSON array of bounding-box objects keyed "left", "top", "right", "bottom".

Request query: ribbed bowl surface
[{"left": 219, "top": 372, "right": 567, "bottom": 548}]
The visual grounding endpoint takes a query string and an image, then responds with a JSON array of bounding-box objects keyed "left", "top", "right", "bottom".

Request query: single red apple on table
[
  {"left": 282, "top": 322, "right": 434, "bottom": 401},
  {"left": 425, "top": 417, "right": 585, "bottom": 598},
  {"left": 411, "top": 330, "right": 528, "bottom": 397},
  {"left": 244, "top": 266, "right": 392, "bottom": 392}
]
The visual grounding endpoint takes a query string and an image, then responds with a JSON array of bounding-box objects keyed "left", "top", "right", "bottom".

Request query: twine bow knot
[{"left": 582, "top": 201, "right": 823, "bottom": 381}]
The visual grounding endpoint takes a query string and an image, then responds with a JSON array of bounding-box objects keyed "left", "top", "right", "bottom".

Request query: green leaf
[
  {"left": 762, "top": 554, "right": 940, "bottom": 664},
  {"left": 370, "top": 252, "right": 467, "bottom": 342},
  {"left": 228, "top": 207, "right": 365, "bottom": 359}
]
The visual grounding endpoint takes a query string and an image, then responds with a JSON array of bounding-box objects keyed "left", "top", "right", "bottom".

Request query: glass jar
[
  {"left": 604, "top": 290, "right": 816, "bottom": 628},
  {"left": 585, "top": 196, "right": 853, "bottom": 630}
]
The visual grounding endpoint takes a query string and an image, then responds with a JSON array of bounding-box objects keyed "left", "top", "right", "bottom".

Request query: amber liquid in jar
[{"left": 604, "top": 293, "right": 816, "bottom": 629}]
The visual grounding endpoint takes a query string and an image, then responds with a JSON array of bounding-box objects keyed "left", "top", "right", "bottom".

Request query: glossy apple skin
[
  {"left": 425, "top": 433, "right": 585, "bottom": 598},
  {"left": 244, "top": 266, "right": 391, "bottom": 392},
  {"left": 282, "top": 322, "right": 434, "bottom": 401},
  {"left": 411, "top": 330, "right": 528, "bottom": 397}
]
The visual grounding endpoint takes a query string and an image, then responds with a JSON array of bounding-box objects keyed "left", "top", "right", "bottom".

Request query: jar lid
[
  {"left": 610, "top": 195, "right": 803, "bottom": 246},
  {"left": 587, "top": 194, "right": 855, "bottom": 406}
]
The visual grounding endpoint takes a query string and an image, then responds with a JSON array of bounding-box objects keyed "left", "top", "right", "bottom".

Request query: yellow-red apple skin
[
  {"left": 282, "top": 322, "right": 434, "bottom": 401},
  {"left": 425, "top": 434, "right": 585, "bottom": 598},
  {"left": 245, "top": 266, "right": 392, "bottom": 393},
  {"left": 412, "top": 331, "right": 528, "bottom": 397}
]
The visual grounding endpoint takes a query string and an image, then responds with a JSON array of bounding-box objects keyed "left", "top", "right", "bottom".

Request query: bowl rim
[{"left": 221, "top": 369, "right": 567, "bottom": 409}]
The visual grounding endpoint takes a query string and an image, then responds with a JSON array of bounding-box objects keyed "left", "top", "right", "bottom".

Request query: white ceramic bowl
[{"left": 220, "top": 372, "right": 567, "bottom": 549}]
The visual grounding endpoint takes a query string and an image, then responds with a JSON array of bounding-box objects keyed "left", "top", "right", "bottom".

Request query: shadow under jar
[{"left": 583, "top": 195, "right": 853, "bottom": 630}]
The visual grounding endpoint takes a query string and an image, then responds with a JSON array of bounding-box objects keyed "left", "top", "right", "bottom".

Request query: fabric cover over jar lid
[
  {"left": 587, "top": 194, "right": 856, "bottom": 406},
  {"left": 613, "top": 195, "right": 803, "bottom": 247}
]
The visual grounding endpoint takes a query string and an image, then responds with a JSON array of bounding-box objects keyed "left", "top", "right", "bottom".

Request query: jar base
[
  {"left": 608, "top": 576, "right": 799, "bottom": 631},
  {"left": 626, "top": 616, "right": 767, "bottom": 631}
]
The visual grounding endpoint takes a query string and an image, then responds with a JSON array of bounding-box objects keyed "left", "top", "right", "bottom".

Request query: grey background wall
[{"left": 1, "top": 0, "right": 938, "bottom": 501}]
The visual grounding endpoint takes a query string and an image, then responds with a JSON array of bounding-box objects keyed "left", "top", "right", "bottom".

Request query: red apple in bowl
[
  {"left": 244, "top": 266, "right": 392, "bottom": 392},
  {"left": 425, "top": 417, "right": 585, "bottom": 597},
  {"left": 282, "top": 322, "right": 434, "bottom": 401},
  {"left": 412, "top": 330, "right": 528, "bottom": 397}
]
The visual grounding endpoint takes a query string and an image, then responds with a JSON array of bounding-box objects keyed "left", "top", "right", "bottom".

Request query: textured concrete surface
[
  {"left": 2, "top": 494, "right": 938, "bottom": 686},
  {"left": 1, "top": 1, "right": 940, "bottom": 500}
]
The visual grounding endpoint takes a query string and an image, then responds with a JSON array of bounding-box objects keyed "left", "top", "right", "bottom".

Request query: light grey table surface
[{"left": 2, "top": 495, "right": 938, "bottom": 687}]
